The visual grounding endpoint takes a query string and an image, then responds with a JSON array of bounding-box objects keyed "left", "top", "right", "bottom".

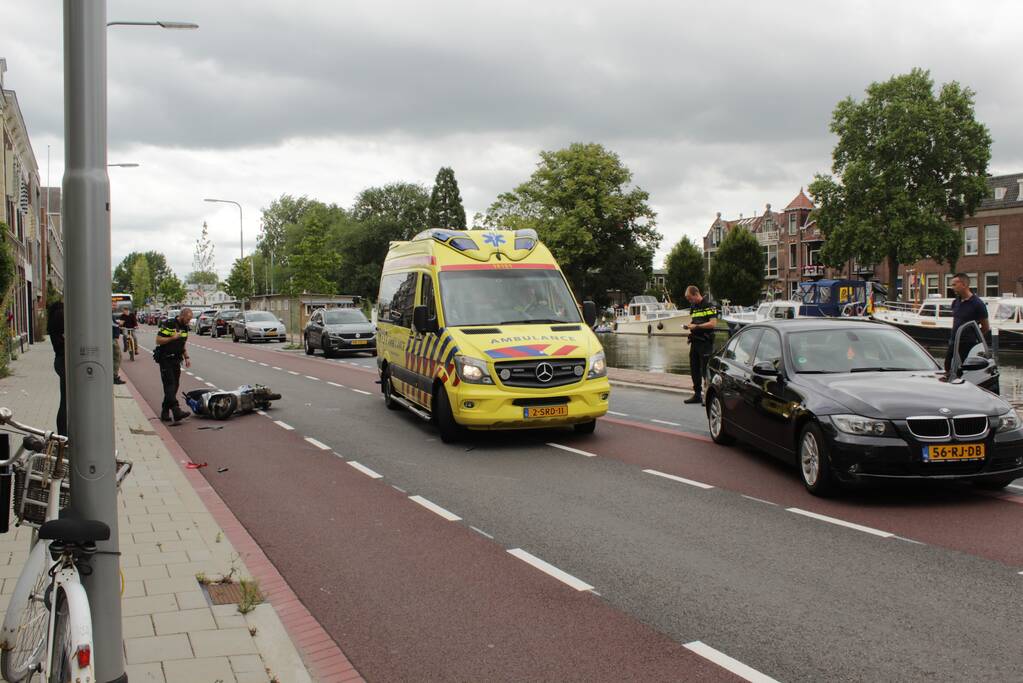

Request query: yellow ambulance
[{"left": 376, "top": 228, "right": 610, "bottom": 442}]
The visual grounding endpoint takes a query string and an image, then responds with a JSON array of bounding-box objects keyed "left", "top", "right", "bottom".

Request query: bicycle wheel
[
  {"left": 46, "top": 581, "right": 93, "bottom": 683},
  {"left": 0, "top": 545, "right": 50, "bottom": 682},
  {"left": 48, "top": 588, "right": 72, "bottom": 683}
]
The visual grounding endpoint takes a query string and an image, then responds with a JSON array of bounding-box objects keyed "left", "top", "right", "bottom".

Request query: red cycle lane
[{"left": 121, "top": 356, "right": 738, "bottom": 682}]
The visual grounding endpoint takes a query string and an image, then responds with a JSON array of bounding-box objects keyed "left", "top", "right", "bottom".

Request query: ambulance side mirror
[
  {"left": 413, "top": 305, "right": 438, "bottom": 334},
  {"left": 583, "top": 301, "right": 597, "bottom": 327}
]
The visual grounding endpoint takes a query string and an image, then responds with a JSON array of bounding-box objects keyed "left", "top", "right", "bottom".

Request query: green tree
[
  {"left": 188, "top": 221, "right": 218, "bottom": 284},
  {"left": 157, "top": 273, "right": 187, "bottom": 306},
  {"left": 486, "top": 143, "right": 660, "bottom": 304},
  {"left": 289, "top": 205, "right": 341, "bottom": 294},
  {"left": 258, "top": 194, "right": 316, "bottom": 276},
  {"left": 351, "top": 182, "right": 430, "bottom": 241},
  {"left": 223, "top": 256, "right": 255, "bottom": 302},
  {"left": 129, "top": 255, "right": 152, "bottom": 307},
  {"left": 113, "top": 251, "right": 171, "bottom": 293},
  {"left": 185, "top": 271, "right": 219, "bottom": 286},
  {"left": 708, "top": 227, "right": 762, "bottom": 306},
  {"left": 809, "top": 68, "right": 991, "bottom": 295},
  {"left": 664, "top": 237, "right": 705, "bottom": 305},
  {"left": 428, "top": 167, "right": 467, "bottom": 230}
]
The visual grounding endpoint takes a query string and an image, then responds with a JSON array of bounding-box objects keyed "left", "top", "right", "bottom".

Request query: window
[
  {"left": 994, "top": 187, "right": 1006, "bottom": 200},
  {"left": 985, "top": 272, "right": 999, "bottom": 298},
  {"left": 788, "top": 243, "right": 797, "bottom": 269},
  {"left": 789, "top": 281, "right": 800, "bottom": 299},
  {"left": 944, "top": 274, "right": 954, "bottom": 299},
  {"left": 763, "top": 243, "right": 778, "bottom": 278},
  {"left": 753, "top": 330, "right": 782, "bottom": 370},
  {"left": 788, "top": 213, "right": 797, "bottom": 235},
  {"left": 985, "top": 225, "right": 999, "bottom": 254},
  {"left": 926, "top": 274, "right": 939, "bottom": 297},
  {"left": 377, "top": 272, "right": 417, "bottom": 327},
  {"left": 967, "top": 273, "right": 978, "bottom": 291},
  {"left": 963, "top": 227, "right": 978, "bottom": 255},
  {"left": 808, "top": 247, "right": 821, "bottom": 265},
  {"left": 724, "top": 329, "right": 762, "bottom": 367},
  {"left": 421, "top": 273, "right": 437, "bottom": 321}
]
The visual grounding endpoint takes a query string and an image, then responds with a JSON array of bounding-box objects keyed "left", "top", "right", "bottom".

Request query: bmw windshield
[
  {"left": 789, "top": 328, "right": 938, "bottom": 374},
  {"left": 439, "top": 269, "right": 582, "bottom": 327}
]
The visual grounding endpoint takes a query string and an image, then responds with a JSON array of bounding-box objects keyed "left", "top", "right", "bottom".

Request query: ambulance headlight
[
  {"left": 454, "top": 356, "right": 493, "bottom": 385},
  {"left": 588, "top": 351, "right": 607, "bottom": 379}
]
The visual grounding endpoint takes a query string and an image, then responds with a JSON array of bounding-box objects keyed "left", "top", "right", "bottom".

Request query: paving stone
[
  {"left": 145, "top": 576, "right": 202, "bottom": 596},
  {"left": 124, "top": 633, "right": 192, "bottom": 664},
  {"left": 214, "top": 613, "right": 247, "bottom": 629},
  {"left": 122, "top": 615, "right": 155, "bottom": 638},
  {"left": 122, "top": 593, "right": 180, "bottom": 617},
  {"left": 153, "top": 607, "right": 217, "bottom": 635},
  {"left": 230, "top": 654, "right": 265, "bottom": 673},
  {"left": 140, "top": 550, "right": 190, "bottom": 566},
  {"left": 163, "top": 656, "right": 236, "bottom": 682},
  {"left": 176, "top": 590, "right": 211, "bottom": 610},
  {"left": 236, "top": 671, "right": 271, "bottom": 683},
  {"left": 124, "top": 661, "right": 166, "bottom": 683},
  {"left": 189, "top": 627, "right": 259, "bottom": 658},
  {"left": 123, "top": 564, "right": 171, "bottom": 581},
  {"left": 123, "top": 580, "right": 146, "bottom": 599}
]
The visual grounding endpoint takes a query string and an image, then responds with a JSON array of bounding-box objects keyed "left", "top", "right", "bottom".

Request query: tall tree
[
  {"left": 428, "top": 167, "right": 467, "bottom": 230},
  {"left": 289, "top": 204, "right": 341, "bottom": 295},
  {"left": 129, "top": 256, "right": 152, "bottom": 308},
  {"left": 113, "top": 251, "right": 171, "bottom": 293},
  {"left": 157, "top": 273, "right": 187, "bottom": 306},
  {"left": 258, "top": 194, "right": 316, "bottom": 272},
  {"left": 708, "top": 227, "right": 763, "bottom": 306},
  {"left": 223, "top": 256, "right": 255, "bottom": 302},
  {"left": 486, "top": 143, "right": 660, "bottom": 304},
  {"left": 664, "top": 237, "right": 705, "bottom": 305},
  {"left": 809, "top": 68, "right": 991, "bottom": 295},
  {"left": 351, "top": 182, "right": 430, "bottom": 241},
  {"left": 189, "top": 221, "right": 217, "bottom": 284}
]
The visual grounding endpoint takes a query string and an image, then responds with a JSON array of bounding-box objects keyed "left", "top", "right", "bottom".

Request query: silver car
[
  {"left": 303, "top": 308, "right": 376, "bottom": 358},
  {"left": 231, "top": 311, "right": 287, "bottom": 343}
]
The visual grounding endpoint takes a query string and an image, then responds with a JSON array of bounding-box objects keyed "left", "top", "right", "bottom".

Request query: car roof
[{"left": 745, "top": 319, "right": 894, "bottom": 335}]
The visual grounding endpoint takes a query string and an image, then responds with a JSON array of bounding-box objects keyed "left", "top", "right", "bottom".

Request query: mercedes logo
[
  {"left": 939, "top": 408, "right": 951, "bottom": 415},
  {"left": 535, "top": 362, "right": 555, "bottom": 383}
]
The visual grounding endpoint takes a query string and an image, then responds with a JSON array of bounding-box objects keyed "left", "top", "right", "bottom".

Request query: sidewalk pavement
[
  {"left": 607, "top": 366, "right": 694, "bottom": 394},
  {"left": 0, "top": 344, "right": 357, "bottom": 682}
]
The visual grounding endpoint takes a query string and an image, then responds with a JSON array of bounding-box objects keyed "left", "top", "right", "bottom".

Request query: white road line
[
  {"left": 741, "top": 494, "right": 777, "bottom": 506},
  {"left": 247, "top": 359, "right": 256, "bottom": 363},
  {"left": 470, "top": 526, "right": 494, "bottom": 539},
  {"left": 507, "top": 549, "right": 594, "bottom": 591},
  {"left": 391, "top": 485, "right": 406, "bottom": 493},
  {"left": 787, "top": 507, "right": 893, "bottom": 538},
  {"left": 607, "top": 410, "right": 629, "bottom": 417},
  {"left": 194, "top": 376, "right": 204, "bottom": 381},
  {"left": 643, "top": 469, "right": 714, "bottom": 490},
  {"left": 259, "top": 362, "right": 269, "bottom": 367},
  {"left": 409, "top": 495, "right": 461, "bottom": 521},
  {"left": 288, "top": 371, "right": 300, "bottom": 375},
  {"left": 304, "top": 437, "right": 331, "bottom": 451},
  {"left": 351, "top": 389, "right": 371, "bottom": 396},
  {"left": 305, "top": 375, "right": 320, "bottom": 381},
  {"left": 274, "top": 420, "right": 294, "bottom": 431},
  {"left": 255, "top": 410, "right": 267, "bottom": 416},
  {"left": 650, "top": 418, "right": 681, "bottom": 427},
  {"left": 348, "top": 461, "right": 383, "bottom": 479},
  {"left": 272, "top": 366, "right": 282, "bottom": 371},
  {"left": 327, "top": 381, "right": 344, "bottom": 388},
  {"left": 547, "top": 442, "right": 597, "bottom": 458},
  {"left": 684, "top": 641, "right": 779, "bottom": 683},
  {"left": 205, "top": 382, "right": 216, "bottom": 388}
]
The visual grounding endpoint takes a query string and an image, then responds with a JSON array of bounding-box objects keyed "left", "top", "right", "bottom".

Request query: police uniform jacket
[
  {"left": 155, "top": 318, "right": 189, "bottom": 362},
  {"left": 689, "top": 297, "right": 719, "bottom": 348}
]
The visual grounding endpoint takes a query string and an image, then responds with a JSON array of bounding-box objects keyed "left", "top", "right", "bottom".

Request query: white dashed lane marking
[
  {"left": 786, "top": 507, "right": 893, "bottom": 539},
  {"left": 351, "top": 389, "right": 371, "bottom": 396},
  {"left": 643, "top": 469, "right": 714, "bottom": 490},
  {"left": 272, "top": 366, "right": 282, "bottom": 371},
  {"left": 684, "top": 641, "right": 780, "bottom": 683},
  {"left": 274, "top": 420, "right": 294, "bottom": 431},
  {"left": 650, "top": 418, "right": 681, "bottom": 427},
  {"left": 259, "top": 362, "right": 269, "bottom": 367},
  {"left": 305, "top": 376, "right": 320, "bottom": 381},
  {"left": 547, "top": 443, "right": 597, "bottom": 458},
  {"left": 327, "top": 381, "right": 344, "bottom": 388},
  {"left": 507, "top": 549, "right": 594, "bottom": 592},
  {"left": 409, "top": 495, "right": 461, "bottom": 521},
  {"left": 607, "top": 410, "right": 629, "bottom": 417},
  {"left": 204, "top": 382, "right": 216, "bottom": 388},
  {"left": 288, "top": 371, "right": 300, "bottom": 376},
  {"left": 304, "top": 437, "right": 331, "bottom": 451},
  {"left": 347, "top": 461, "right": 383, "bottom": 479}
]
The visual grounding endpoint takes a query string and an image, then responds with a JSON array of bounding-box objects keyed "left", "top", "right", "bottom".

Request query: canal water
[{"left": 598, "top": 332, "right": 1023, "bottom": 405}]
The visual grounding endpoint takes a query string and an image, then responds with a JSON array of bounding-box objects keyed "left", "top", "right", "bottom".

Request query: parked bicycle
[{"left": 0, "top": 408, "right": 131, "bottom": 682}]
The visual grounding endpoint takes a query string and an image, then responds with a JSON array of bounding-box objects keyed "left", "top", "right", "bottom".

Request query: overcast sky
[{"left": 6, "top": 1, "right": 1023, "bottom": 280}]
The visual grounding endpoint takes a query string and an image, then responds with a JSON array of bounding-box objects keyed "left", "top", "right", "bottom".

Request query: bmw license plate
[
  {"left": 351, "top": 340, "right": 368, "bottom": 345},
  {"left": 524, "top": 406, "right": 568, "bottom": 419},
  {"left": 923, "top": 443, "right": 985, "bottom": 462}
]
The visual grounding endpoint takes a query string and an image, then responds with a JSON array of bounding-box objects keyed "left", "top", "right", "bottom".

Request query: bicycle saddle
[{"left": 38, "top": 518, "right": 110, "bottom": 544}]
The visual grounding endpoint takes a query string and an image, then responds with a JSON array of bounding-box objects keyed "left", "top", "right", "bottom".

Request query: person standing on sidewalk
[
  {"left": 682, "top": 286, "right": 719, "bottom": 405},
  {"left": 112, "top": 317, "right": 126, "bottom": 385},
  {"left": 154, "top": 307, "right": 193, "bottom": 423},
  {"left": 47, "top": 300, "right": 67, "bottom": 436}
]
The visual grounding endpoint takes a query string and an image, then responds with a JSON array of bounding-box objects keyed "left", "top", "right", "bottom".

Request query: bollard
[{"left": 991, "top": 327, "right": 999, "bottom": 359}]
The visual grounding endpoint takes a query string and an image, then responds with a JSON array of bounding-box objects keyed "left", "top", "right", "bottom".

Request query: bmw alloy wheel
[
  {"left": 709, "top": 397, "right": 722, "bottom": 438},
  {"left": 801, "top": 432, "right": 820, "bottom": 486}
]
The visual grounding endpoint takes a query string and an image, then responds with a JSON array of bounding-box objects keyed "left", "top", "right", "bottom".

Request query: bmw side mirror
[
  {"left": 961, "top": 357, "right": 988, "bottom": 372},
  {"left": 583, "top": 301, "right": 597, "bottom": 327},
  {"left": 752, "top": 361, "right": 780, "bottom": 377},
  {"left": 413, "top": 305, "right": 438, "bottom": 334}
]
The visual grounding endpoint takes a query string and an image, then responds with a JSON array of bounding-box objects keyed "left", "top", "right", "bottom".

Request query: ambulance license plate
[
  {"left": 923, "top": 443, "right": 985, "bottom": 462},
  {"left": 524, "top": 406, "right": 568, "bottom": 419},
  {"left": 351, "top": 340, "right": 368, "bottom": 345}
]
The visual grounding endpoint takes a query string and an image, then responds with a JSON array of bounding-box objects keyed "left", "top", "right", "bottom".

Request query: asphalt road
[{"left": 123, "top": 327, "right": 1023, "bottom": 682}]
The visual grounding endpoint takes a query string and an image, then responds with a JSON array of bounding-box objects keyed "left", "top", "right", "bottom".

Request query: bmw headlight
[
  {"left": 454, "top": 356, "right": 493, "bottom": 385},
  {"left": 996, "top": 409, "right": 1021, "bottom": 433},
  {"left": 588, "top": 351, "right": 607, "bottom": 379},
  {"left": 831, "top": 414, "right": 890, "bottom": 436}
]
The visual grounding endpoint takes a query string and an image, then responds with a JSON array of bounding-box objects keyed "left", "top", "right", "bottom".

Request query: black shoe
[
  {"left": 114, "top": 377, "right": 126, "bottom": 385},
  {"left": 683, "top": 395, "right": 703, "bottom": 405},
  {"left": 171, "top": 408, "right": 191, "bottom": 423},
  {"left": 160, "top": 410, "right": 171, "bottom": 422}
]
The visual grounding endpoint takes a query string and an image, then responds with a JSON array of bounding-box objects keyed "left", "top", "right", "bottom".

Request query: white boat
[
  {"left": 873, "top": 295, "right": 1023, "bottom": 350},
  {"left": 613, "top": 296, "right": 691, "bottom": 336},
  {"left": 721, "top": 301, "right": 801, "bottom": 334}
]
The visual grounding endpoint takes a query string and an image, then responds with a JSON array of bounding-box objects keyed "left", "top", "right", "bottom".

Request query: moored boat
[{"left": 613, "top": 296, "right": 691, "bottom": 336}]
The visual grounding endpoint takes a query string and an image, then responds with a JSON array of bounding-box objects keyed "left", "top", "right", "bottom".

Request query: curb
[
  {"left": 608, "top": 378, "right": 692, "bottom": 395},
  {"left": 122, "top": 374, "right": 365, "bottom": 683}
]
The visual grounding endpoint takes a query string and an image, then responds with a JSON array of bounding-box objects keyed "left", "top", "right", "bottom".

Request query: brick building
[{"left": 701, "top": 174, "right": 1023, "bottom": 303}]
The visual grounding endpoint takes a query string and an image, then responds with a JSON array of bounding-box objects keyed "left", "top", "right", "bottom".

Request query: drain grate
[{"left": 203, "top": 581, "right": 264, "bottom": 606}]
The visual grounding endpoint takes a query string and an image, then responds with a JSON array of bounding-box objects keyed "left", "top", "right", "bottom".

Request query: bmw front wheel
[{"left": 798, "top": 422, "right": 836, "bottom": 497}]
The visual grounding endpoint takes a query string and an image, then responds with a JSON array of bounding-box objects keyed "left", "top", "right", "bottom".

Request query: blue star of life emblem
[{"left": 483, "top": 232, "right": 506, "bottom": 247}]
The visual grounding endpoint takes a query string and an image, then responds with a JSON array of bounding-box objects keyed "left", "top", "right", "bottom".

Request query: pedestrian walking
[
  {"left": 112, "top": 317, "right": 125, "bottom": 384},
  {"left": 154, "top": 307, "right": 193, "bottom": 423},
  {"left": 683, "top": 285, "right": 719, "bottom": 405},
  {"left": 945, "top": 272, "right": 990, "bottom": 373},
  {"left": 47, "top": 301, "right": 67, "bottom": 436}
]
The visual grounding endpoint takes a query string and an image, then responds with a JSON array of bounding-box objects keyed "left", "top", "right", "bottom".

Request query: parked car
[
  {"left": 232, "top": 311, "right": 286, "bottom": 343},
  {"left": 195, "top": 309, "right": 218, "bottom": 335},
  {"left": 211, "top": 309, "right": 240, "bottom": 338},
  {"left": 303, "top": 308, "right": 376, "bottom": 358},
  {"left": 704, "top": 319, "right": 1023, "bottom": 496}
]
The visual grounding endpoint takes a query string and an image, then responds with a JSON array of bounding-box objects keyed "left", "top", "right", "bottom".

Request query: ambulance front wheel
[
  {"left": 433, "top": 387, "right": 464, "bottom": 443},
  {"left": 382, "top": 368, "right": 399, "bottom": 410}
]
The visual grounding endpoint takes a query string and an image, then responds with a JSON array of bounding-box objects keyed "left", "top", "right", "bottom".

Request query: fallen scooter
[{"left": 183, "top": 384, "right": 282, "bottom": 420}]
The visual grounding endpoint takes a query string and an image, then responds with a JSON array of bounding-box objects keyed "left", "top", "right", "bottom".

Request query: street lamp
[
  {"left": 107, "top": 162, "right": 139, "bottom": 168},
  {"left": 106, "top": 20, "right": 199, "bottom": 29},
  {"left": 204, "top": 198, "right": 255, "bottom": 304}
]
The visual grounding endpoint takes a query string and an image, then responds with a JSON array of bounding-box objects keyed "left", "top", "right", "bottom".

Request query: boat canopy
[{"left": 798, "top": 279, "right": 887, "bottom": 317}]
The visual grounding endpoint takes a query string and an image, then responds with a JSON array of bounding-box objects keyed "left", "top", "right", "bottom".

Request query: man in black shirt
[
  {"left": 47, "top": 301, "right": 67, "bottom": 436},
  {"left": 945, "top": 272, "right": 989, "bottom": 374},
  {"left": 683, "top": 285, "right": 719, "bottom": 405},
  {"left": 119, "top": 308, "right": 138, "bottom": 352},
  {"left": 154, "top": 308, "right": 193, "bottom": 423}
]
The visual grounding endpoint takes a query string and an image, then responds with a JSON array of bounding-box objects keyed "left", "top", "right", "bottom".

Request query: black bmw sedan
[{"left": 704, "top": 319, "right": 1023, "bottom": 496}]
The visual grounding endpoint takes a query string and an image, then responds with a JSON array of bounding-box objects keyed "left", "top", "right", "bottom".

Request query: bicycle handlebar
[{"left": 0, "top": 407, "right": 69, "bottom": 444}]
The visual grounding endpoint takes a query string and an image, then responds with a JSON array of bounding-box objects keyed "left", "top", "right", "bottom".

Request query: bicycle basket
[{"left": 13, "top": 452, "right": 70, "bottom": 527}]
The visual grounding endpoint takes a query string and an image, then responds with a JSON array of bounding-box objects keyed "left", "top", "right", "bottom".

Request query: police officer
[
  {"left": 154, "top": 307, "right": 193, "bottom": 423},
  {"left": 683, "top": 286, "right": 719, "bottom": 405},
  {"left": 945, "top": 272, "right": 990, "bottom": 374}
]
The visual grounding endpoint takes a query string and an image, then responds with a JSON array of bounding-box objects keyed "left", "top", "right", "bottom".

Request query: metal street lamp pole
[
  {"left": 63, "top": 3, "right": 124, "bottom": 682},
  {"left": 106, "top": 20, "right": 198, "bottom": 29},
  {"left": 204, "top": 198, "right": 254, "bottom": 304},
  {"left": 107, "top": 162, "right": 139, "bottom": 167}
]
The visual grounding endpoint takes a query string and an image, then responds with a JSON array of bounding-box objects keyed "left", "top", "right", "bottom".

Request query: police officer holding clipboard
[
  {"left": 683, "top": 286, "right": 719, "bottom": 405},
  {"left": 154, "top": 307, "right": 193, "bottom": 423}
]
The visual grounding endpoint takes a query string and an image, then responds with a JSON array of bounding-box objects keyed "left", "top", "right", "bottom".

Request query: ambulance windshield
[{"left": 439, "top": 269, "right": 582, "bottom": 327}]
